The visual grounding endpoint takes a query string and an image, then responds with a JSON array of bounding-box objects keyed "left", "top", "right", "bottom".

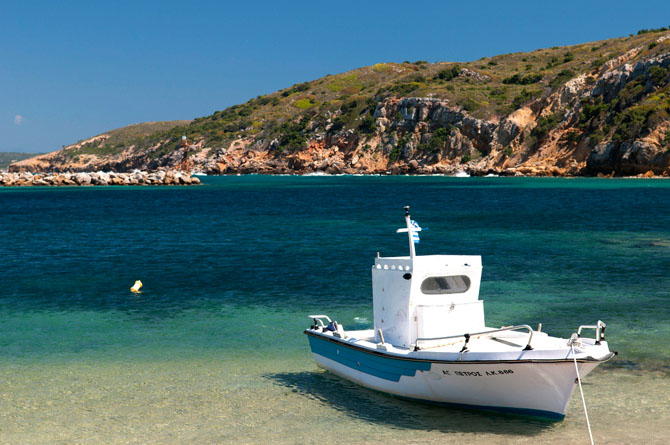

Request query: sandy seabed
[{"left": 0, "top": 357, "right": 667, "bottom": 444}]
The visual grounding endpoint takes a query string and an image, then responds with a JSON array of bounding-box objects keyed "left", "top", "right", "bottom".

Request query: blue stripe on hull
[
  {"left": 307, "top": 335, "right": 431, "bottom": 382},
  {"left": 307, "top": 334, "right": 566, "bottom": 421}
]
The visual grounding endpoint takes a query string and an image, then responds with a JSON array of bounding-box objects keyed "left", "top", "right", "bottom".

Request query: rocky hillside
[
  {"left": 11, "top": 121, "right": 190, "bottom": 172},
  {"left": 11, "top": 28, "right": 670, "bottom": 176}
]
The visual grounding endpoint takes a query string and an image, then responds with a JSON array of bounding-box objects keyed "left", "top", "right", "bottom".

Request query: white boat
[{"left": 305, "top": 207, "right": 615, "bottom": 420}]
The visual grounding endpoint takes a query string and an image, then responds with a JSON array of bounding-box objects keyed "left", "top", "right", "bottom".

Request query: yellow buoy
[{"left": 130, "top": 280, "right": 143, "bottom": 293}]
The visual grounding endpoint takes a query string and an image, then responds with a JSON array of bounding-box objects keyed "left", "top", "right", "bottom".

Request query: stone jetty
[{"left": 0, "top": 170, "right": 201, "bottom": 186}]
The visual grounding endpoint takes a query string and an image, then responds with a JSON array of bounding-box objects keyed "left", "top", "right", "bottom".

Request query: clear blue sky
[{"left": 2, "top": 0, "right": 668, "bottom": 153}]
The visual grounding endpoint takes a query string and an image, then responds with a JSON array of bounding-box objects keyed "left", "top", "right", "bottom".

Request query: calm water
[{"left": 0, "top": 176, "right": 668, "bottom": 444}]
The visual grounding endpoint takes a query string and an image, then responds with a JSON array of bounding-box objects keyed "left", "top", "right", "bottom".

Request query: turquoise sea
[{"left": 0, "top": 176, "right": 668, "bottom": 444}]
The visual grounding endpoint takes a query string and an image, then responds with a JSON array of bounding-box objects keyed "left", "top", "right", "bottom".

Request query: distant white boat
[
  {"left": 451, "top": 171, "right": 470, "bottom": 177},
  {"left": 192, "top": 172, "right": 207, "bottom": 176},
  {"left": 485, "top": 173, "right": 499, "bottom": 177},
  {"left": 305, "top": 207, "right": 614, "bottom": 420}
]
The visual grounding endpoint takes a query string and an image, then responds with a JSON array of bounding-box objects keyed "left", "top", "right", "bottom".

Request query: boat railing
[
  {"left": 414, "top": 324, "right": 534, "bottom": 352},
  {"left": 308, "top": 314, "right": 332, "bottom": 328},
  {"left": 577, "top": 320, "right": 606, "bottom": 345}
]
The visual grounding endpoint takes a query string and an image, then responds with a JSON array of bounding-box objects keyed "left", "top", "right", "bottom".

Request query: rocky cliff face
[
  {"left": 11, "top": 34, "right": 670, "bottom": 176},
  {"left": 585, "top": 53, "right": 670, "bottom": 175},
  {"left": 358, "top": 50, "right": 670, "bottom": 176}
]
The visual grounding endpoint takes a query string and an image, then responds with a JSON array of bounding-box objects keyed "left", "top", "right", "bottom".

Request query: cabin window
[{"left": 420, "top": 275, "right": 471, "bottom": 294}]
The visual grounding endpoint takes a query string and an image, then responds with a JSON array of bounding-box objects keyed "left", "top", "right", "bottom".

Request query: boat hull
[{"left": 306, "top": 332, "right": 604, "bottom": 420}]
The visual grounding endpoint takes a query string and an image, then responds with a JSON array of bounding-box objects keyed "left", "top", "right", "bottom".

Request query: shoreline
[{"left": 2, "top": 170, "right": 668, "bottom": 187}]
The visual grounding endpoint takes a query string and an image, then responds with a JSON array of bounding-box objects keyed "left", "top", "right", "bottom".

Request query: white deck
[{"left": 314, "top": 328, "right": 612, "bottom": 363}]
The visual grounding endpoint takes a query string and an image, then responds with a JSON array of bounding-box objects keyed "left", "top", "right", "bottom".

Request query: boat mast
[{"left": 404, "top": 206, "right": 416, "bottom": 259}]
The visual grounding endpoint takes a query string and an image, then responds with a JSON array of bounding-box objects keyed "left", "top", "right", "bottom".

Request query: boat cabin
[{"left": 372, "top": 209, "right": 484, "bottom": 349}]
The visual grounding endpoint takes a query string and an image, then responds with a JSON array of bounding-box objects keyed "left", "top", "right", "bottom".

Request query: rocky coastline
[
  {"left": 6, "top": 32, "right": 670, "bottom": 178},
  {"left": 0, "top": 170, "right": 201, "bottom": 186}
]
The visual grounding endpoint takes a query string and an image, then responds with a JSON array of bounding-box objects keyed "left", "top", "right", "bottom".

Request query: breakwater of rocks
[{"left": 0, "top": 170, "right": 201, "bottom": 186}]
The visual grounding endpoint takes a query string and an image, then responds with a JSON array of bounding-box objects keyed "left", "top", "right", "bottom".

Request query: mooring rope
[{"left": 571, "top": 344, "right": 594, "bottom": 445}]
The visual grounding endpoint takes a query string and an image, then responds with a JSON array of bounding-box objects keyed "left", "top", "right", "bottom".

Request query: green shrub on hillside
[
  {"left": 550, "top": 69, "right": 575, "bottom": 88},
  {"left": 341, "top": 99, "right": 358, "bottom": 114},
  {"left": 637, "top": 27, "right": 669, "bottom": 35},
  {"left": 616, "top": 77, "right": 648, "bottom": 109},
  {"left": 611, "top": 90, "right": 670, "bottom": 142},
  {"left": 545, "top": 56, "right": 559, "bottom": 69},
  {"left": 408, "top": 73, "right": 426, "bottom": 83},
  {"left": 489, "top": 87, "right": 507, "bottom": 103},
  {"left": 295, "top": 82, "right": 310, "bottom": 92},
  {"left": 591, "top": 58, "right": 606, "bottom": 69},
  {"left": 281, "top": 82, "right": 311, "bottom": 96},
  {"left": 561, "top": 130, "right": 581, "bottom": 144},
  {"left": 277, "top": 118, "right": 308, "bottom": 151},
  {"left": 328, "top": 117, "right": 345, "bottom": 133},
  {"left": 326, "top": 99, "right": 364, "bottom": 129},
  {"left": 388, "top": 82, "right": 420, "bottom": 96},
  {"left": 416, "top": 127, "right": 452, "bottom": 153},
  {"left": 463, "top": 99, "right": 479, "bottom": 112},
  {"left": 613, "top": 107, "right": 650, "bottom": 142},
  {"left": 365, "top": 97, "right": 376, "bottom": 115},
  {"left": 512, "top": 89, "right": 539, "bottom": 108},
  {"left": 503, "top": 73, "right": 543, "bottom": 85},
  {"left": 531, "top": 112, "right": 563, "bottom": 141},
  {"left": 359, "top": 115, "right": 376, "bottom": 134},
  {"left": 437, "top": 65, "right": 461, "bottom": 81},
  {"left": 645, "top": 104, "right": 669, "bottom": 129},
  {"left": 74, "top": 141, "right": 126, "bottom": 157},
  {"left": 648, "top": 65, "right": 668, "bottom": 86},
  {"left": 388, "top": 146, "right": 401, "bottom": 161},
  {"left": 389, "top": 135, "right": 410, "bottom": 162},
  {"left": 578, "top": 98, "right": 611, "bottom": 129},
  {"left": 588, "top": 129, "right": 606, "bottom": 147}
]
